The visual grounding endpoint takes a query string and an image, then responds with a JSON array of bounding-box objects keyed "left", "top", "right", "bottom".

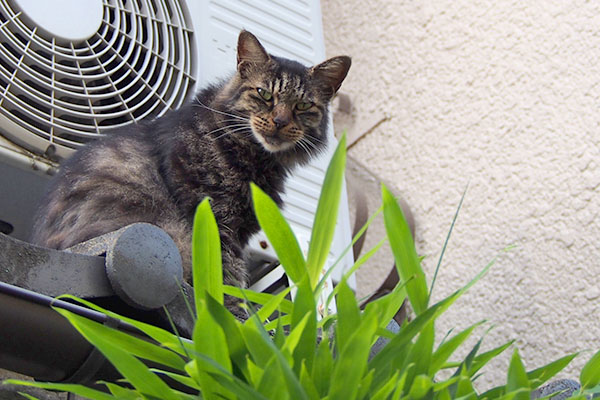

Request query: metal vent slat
[{"left": 0, "top": 0, "right": 197, "bottom": 159}]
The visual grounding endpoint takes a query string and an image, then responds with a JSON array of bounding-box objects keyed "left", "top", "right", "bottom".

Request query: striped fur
[{"left": 31, "top": 31, "right": 350, "bottom": 312}]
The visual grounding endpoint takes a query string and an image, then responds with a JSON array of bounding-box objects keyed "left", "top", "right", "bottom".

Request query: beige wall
[{"left": 322, "top": 0, "right": 600, "bottom": 389}]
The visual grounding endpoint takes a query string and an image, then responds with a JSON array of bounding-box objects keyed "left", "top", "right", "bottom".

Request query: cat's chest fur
[
  {"left": 159, "top": 107, "right": 287, "bottom": 246},
  {"left": 31, "top": 30, "right": 350, "bottom": 300}
]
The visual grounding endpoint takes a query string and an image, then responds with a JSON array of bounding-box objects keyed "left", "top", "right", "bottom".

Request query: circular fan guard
[{"left": 0, "top": 0, "right": 196, "bottom": 160}]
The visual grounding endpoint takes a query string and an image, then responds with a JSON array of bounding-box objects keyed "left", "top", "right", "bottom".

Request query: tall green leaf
[
  {"left": 256, "top": 357, "right": 288, "bottom": 399},
  {"left": 382, "top": 184, "right": 428, "bottom": 315},
  {"left": 580, "top": 348, "right": 600, "bottom": 390},
  {"left": 410, "top": 322, "right": 435, "bottom": 376},
  {"left": 253, "top": 287, "right": 292, "bottom": 324},
  {"left": 325, "top": 238, "right": 387, "bottom": 310},
  {"left": 3, "top": 381, "right": 116, "bottom": 400},
  {"left": 306, "top": 134, "right": 347, "bottom": 288},
  {"left": 506, "top": 348, "right": 530, "bottom": 400},
  {"left": 312, "top": 334, "right": 333, "bottom": 397},
  {"left": 291, "top": 277, "right": 317, "bottom": 373},
  {"left": 53, "top": 308, "right": 186, "bottom": 372},
  {"left": 57, "top": 294, "right": 191, "bottom": 356},
  {"left": 55, "top": 309, "right": 180, "bottom": 400},
  {"left": 470, "top": 340, "right": 515, "bottom": 376},
  {"left": 251, "top": 183, "right": 307, "bottom": 284},
  {"left": 300, "top": 361, "right": 321, "bottom": 400},
  {"left": 407, "top": 374, "right": 433, "bottom": 399},
  {"left": 192, "top": 198, "right": 223, "bottom": 307},
  {"left": 329, "top": 311, "right": 378, "bottom": 400},
  {"left": 369, "top": 291, "right": 461, "bottom": 392},
  {"left": 429, "top": 185, "right": 468, "bottom": 300},
  {"left": 223, "top": 285, "right": 293, "bottom": 314},
  {"left": 335, "top": 279, "right": 361, "bottom": 354},
  {"left": 370, "top": 370, "right": 398, "bottom": 400},
  {"left": 193, "top": 298, "right": 232, "bottom": 373},
  {"left": 527, "top": 353, "right": 577, "bottom": 389},
  {"left": 281, "top": 314, "right": 310, "bottom": 358},
  {"left": 203, "top": 293, "right": 249, "bottom": 377},
  {"left": 430, "top": 321, "right": 485, "bottom": 375}
]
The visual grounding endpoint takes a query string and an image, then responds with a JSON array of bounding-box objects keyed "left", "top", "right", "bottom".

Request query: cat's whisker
[
  {"left": 194, "top": 100, "right": 248, "bottom": 121},
  {"left": 219, "top": 118, "right": 249, "bottom": 124},
  {"left": 214, "top": 126, "right": 252, "bottom": 141},
  {"left": 308, "top": 135, "right": 326, "bottom": 145},
  {"left": 299, "top": 137, "right": 318, "bottom": 153},
  {"left": 207, "top": 124, "right": 248, "bottom": 135},
  {"left": 295, "top": 139, "right": 311, "bottom": 157}
]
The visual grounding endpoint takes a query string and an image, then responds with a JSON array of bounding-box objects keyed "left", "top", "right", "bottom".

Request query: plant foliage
[{"left": 6, "top": 135, "right": 599, "bottom": 399}]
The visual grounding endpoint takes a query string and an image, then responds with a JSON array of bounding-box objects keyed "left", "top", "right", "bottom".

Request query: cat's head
[{"left": 223, "top": 30, "right": 350, "bottom": 159}]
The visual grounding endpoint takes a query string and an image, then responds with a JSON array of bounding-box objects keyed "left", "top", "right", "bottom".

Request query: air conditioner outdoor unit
[{"left": 0, "top": 0, "right": 355, "bottom": 298}]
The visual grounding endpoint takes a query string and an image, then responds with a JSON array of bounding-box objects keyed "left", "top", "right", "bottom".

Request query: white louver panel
[
  {"left": 0, "top": 0, "right": 196, "bottom": 159},
  {"left": 187, "top": 0, "right": 355, "bottom": 285},
  {"left": 0, "top": 0, "right": 355, "bottom": 288}
]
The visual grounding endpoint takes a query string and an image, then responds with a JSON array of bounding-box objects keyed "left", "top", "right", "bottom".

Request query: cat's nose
[
  {"left": 272, "top": 105, "right": 291, "bottom": 129},
  {"left": 273, "top": 115, "right": 289, "bottom": 129}
]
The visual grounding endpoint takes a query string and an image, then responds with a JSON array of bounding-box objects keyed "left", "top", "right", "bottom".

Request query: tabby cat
[{"left": 32, "top": 30, "right": 350, "bottom": 313}]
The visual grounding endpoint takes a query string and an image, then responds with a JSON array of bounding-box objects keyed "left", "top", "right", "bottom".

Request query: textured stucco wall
[{"left": 322, "top": 0, "right": 600, "bottom": 389}]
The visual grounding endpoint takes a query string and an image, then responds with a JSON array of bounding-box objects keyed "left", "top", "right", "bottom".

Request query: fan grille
[{"left": 0, "top": 0, "right": 196, "bottom": 159}]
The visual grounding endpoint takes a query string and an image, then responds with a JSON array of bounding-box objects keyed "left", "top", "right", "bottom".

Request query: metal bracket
[{"left": 0, "top": 223, "right": 195, "bottom": 337}]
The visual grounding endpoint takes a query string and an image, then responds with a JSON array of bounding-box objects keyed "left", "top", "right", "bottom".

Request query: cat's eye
[
  {"left": 257, "top": 88, "right": 272, "bottom": 101},
  {"left": 295, "top": 101, "right": 312, "bottom": 111}
]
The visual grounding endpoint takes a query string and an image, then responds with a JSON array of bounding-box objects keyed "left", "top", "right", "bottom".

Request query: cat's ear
[
  {"left": 237, "top": 30, "right": 270, "bottom": 77},
  {"left": 310, "top": 56, "right": 351, "bottom": 98}
]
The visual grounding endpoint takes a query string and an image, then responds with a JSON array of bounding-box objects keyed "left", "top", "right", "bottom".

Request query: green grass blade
[
  {"left": 3, "top": 381, "right": 116, "bottom": 400},
  {"left": 335, "top": 279, "right": 361, "bottom": 354},
  {"left": 56, "top": 295, "right": 191, "bottom": 355},
  {"left": 363, "top": 279, "right": 408, "bottom": 332},
  {"left": 252, "top": 287, "right": 291, "bottom": 324},
  {"left": 190, "top": 354, "right": 269, "bottom": 400},
  {"left": 275, "top": 352, "right": 310, "bottom": 400},
  {"left": 410, "top": 321, "right": 435, "bottom": 376},
  {"left": 357, "top": 369, "right": 375, "bottom": 400},
  {"left": 329, "top": 311, "right": 378, "bottom": 400},
  {"left": 291, "top": 277, "right": 317, "bottom": 373},
  {"left": 312, "top": 334, "right": 333, "bottom": 397},
  {"left": 382, "top": 183, "right": 428, "bottom": 315},
  {"left": 150, "top": 369, "right": 201, "bottom": 390},
  {"left": 430, "top": 320, "right": 485, "bottom": 375},
  {"left": 206, "top": 372, "right": 269, "bottom": 400},
  {"left": 369, "top": 291, "right": 460, "bottom": 386},
  {"left": 370, "top": 370, "right": 398, "bottom": 400},
  {"left": 223, "top": 285, "right": 293, "bottom": 314},
  {"left": 55, "top": 309, "right": 181, "bottom": 400},
  {"left": 580, "top": 348, "right": 600, "bottom": 390},
  {"left": 506, "top": 348, "right": 530, "bottom": 399},
  {"left": 315, "top": 204, "right": 384, "bottom": 297},
  {"left": 256, "top": 357, "right": 287, "bottom": 399},
  {"left": 470, "top": 340, "right": 515, "bottom": 376},
  {"left": 325, "top": 238, "right": 387, "bottom": 310},
  {"left": 203, "top": 293, "right": 250, "bottom": 379},
  {"left": 193, "top": 298, "right": 232, "bottom": 373},
  {"left": 53, "top": 308, "right": 186, "bottom": 372},
  {"left": 407, "top": 374, "right": 433, "bottom": 399},
  {"left": 241, "top": 321, "right": 278, "bottom": 369},
  {"left": 103, "top": 382, "right": 141, "bottom": 399},
  {"left": 306, "top": 134, "right": 347, "bottom": 288},
  {"left": 429, "top": 185, "right": 467, "bottom": 301},
  {"left": 264, "top": 313, "right": 292, "bottom": 331},
  {"left": 251, "top": 183, "right": 307, "bottom": 285},
  {"left": 391, "top": 364, "right": 413, "bottom": 400},
  {"left": 527, "top": 353, "right": 578, "bottom": 389},
  {"left": 300, "top": 361, "right": 321, "bottom": 400},
  {"left": 192, "top": 198, "right": 223, "bottom": 307},
  {"left": 281, "top": 314, "right": 310, "bottom": 357}
]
